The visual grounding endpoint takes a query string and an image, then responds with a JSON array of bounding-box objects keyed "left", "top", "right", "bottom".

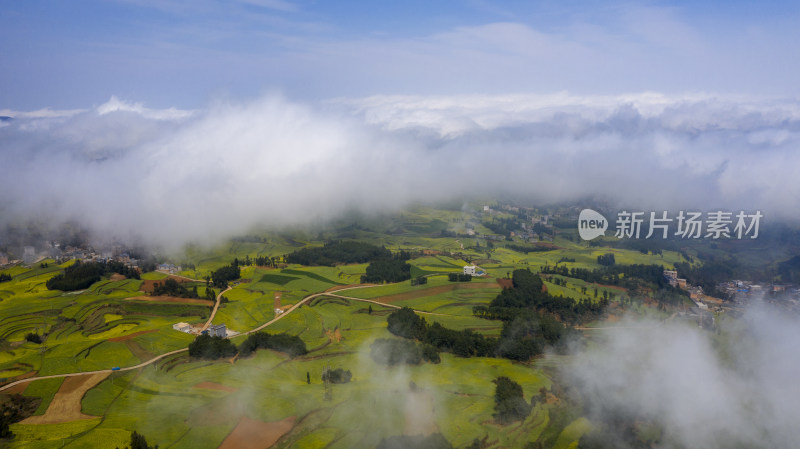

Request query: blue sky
[{"left": 2, "top": 0, "right": 799, "bottom": 109}]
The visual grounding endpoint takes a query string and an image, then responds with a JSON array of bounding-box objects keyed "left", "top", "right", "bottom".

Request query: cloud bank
[
  {"left": 566, "top": 303, "right": 800, "bottom": 448},
  {"left": 1, "top": 93, "right": 799, "bottom": 247}
]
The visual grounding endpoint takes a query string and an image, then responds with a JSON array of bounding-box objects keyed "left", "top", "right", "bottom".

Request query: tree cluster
[
  {"left": 386, "top": 306, "right": 566, "bottom": 362},
  {"left": 187, "top": 334, "right": 237, "bottom": 360},
  {"left": 286, "top": 240, "right": 392, "bottom": 266},
  {"left": 211, "top": 264, "right": 240, "bottom": 288},
  {"left": 410, "top": 276, "right": 428, "bottom": 286},
  {"left": 361, "top": 259, "right": 411, "bottom": 284},
  {"left": 541, "top": 263, "right": 669, "bottom": 289},
  {"left": 0, "top": 273, "right": 11, "bottom": 283},
  {"left": 482, "top": 217, "right": 520, "bottom": 236},
  {"left": 370, "top": 338, "right": 428, "bottom": 365},
  {"left": 448, "top": 273, "right": 473, "bottom": 282},
  {"left": 505, "top": 243, "right": 555, "bottom": 254},
  {"left": 0, "top": 394, "right": 39, "bottom": 440},
  {"left": 238, "top": 332, "right": 308, "bottom": 358},
  {"left": 151, "top": 279, "right": 200, "bottom": 299},
  {"left": 597, "top": 253, "right": 616, "bottom": 266},
  {"left": 674, "top": 260, "right": 734, "bottom": 300},
  {"left": 474, "top": 269, "right": 604, "bottom": 325},
  {"left": 778, "top": 255, "right": 800, "bottom": 283},
  {"left": 321, "top": 367, "right": 352, "bottom": 384},
  {"left": 493, "top": 376, "right": 532, "bottom": 424},
  {"left": 116, "top": 431, "right": 158, "bottom": 449},
  {"left": 46, "top": 260, "right": 141, "bottom": 291},
  {"left": 24, "top": 333, "right": 42, "bottom": 344}
]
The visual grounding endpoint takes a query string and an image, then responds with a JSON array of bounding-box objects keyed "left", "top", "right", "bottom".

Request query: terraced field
[{"left": 0, "top": 215, "right": 683, "bottom": 448}]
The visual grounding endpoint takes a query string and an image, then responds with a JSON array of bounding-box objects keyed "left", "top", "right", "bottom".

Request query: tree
[
  {"left": 597, "top": 253, "right": 616, "bottom": 266},
  {"left": 116, "top": 431, "right": 158, "bottom": 449},
  {"left": 493, "top": 376, "right": 531, "bottom": 424},
  {"left": 306, "top": 371, "right": 310, "bottom": 384},
  {"left": 187, "top": 334, "right": 237, "bottom": 360},
  {"left": 24, "top": 333, "right": 42, "bottom": 344},
  {"left": 238, "top": 332, "right": 307, "bottom": 358},
  {"left": 211, "top": 263, "right": 240, "bottom": 288},
  {"left": 370, "top": 339, "right": 423, "bottom": 365},
  {"left": 321, "top": 368, "right": 352, "bottom": 384},
  {"left": 387, "top": 307, "right": 427, "bottom": 340}
]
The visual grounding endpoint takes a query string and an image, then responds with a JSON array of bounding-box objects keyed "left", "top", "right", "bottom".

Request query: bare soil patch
[
  {"left": 193, "top": 382, "right": 237, "bottom": 393},
  {"left": 126, "top": 295, "right": 211, "bottom": 305},
  {"left": 496, "top": 278, "right": 513, "bottom": 289},
  {"left": 125, "top": 339, "right": 155, "bottom": 361},
  {"left": 109, "top": 273, "right": 127, "bottom": 281},
  {"left": 139, "top": 276, "right": 194, "bottom": 293},
  {"left": 3, "top": 381, "right": 30, "bottom": 395},
  {"left": 373, "top": 282, "right": 500, "bottom": 304},
  {"left": 597, "top": 283, "right": 628, "bottom": 293},
  {"left": 21, "top": 372, "right": 108, "bottom": 424},
  {"left": 218, "top": 415, "right": 296, "bottom": 449},
  {"left": 107, "top": 329, "right": 158, "bottom": 342}
]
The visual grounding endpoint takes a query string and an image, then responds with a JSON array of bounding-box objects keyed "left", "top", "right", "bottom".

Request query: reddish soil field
[
  {"left": 193, "top": 382, "right": 238, "bottom": 393},
  {"left": 218, "top": 415, "right": 296, "bottom": 449},
  {"left": 107, "top": 329, "right": 158, "bottom": 342},
  {"left": 22, "top": 373, "right": 108, "bottom": 424},
  {"left": 3, "top": 382, "right": 30, "bottom": 394},
  {"left": 126, "top": 295, "right": 211, "bottom": 305},
  {"left": 496, "top": 278, "right": 513, "bottom": 289},
  {"left": 373, "top": 282, "right": 501, "bottom": 304},
  {"left": 139, "top": 276, "right": 194, "bottom": 293},
  {"left": 596, "top": 283, "right": 628, "bottom": 293}
]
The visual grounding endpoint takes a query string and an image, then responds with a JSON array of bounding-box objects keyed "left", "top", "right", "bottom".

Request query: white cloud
[
  {"left": 1, "top": 92, "right": 799, "bottom": 248},
  {"left": 566, "top": 304, "right": 800, "bottom": 448},
  {"left": 0, "top": 108, "right": 86, "bottom": 119},
  {"left": 235, "top": 0, "right": 296, "bottom": 13},
  {"left": 96, "top": 96, "right": 195, "bottom": 120}
]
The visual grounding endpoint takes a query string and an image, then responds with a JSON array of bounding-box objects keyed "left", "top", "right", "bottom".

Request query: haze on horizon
[{"left": 2, "top": 0, "right": 800, "bottom": 247}]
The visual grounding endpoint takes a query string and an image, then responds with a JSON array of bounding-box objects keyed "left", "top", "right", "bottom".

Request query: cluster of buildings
[
  {"left": 662, "top": 269, "right": 716, "bottom": 329},
  {"left": 173, "top": 322, "right": 236, "bottom": 338},
  {"left": 717, "top": 280, "right": 800, "bottom": 299},
  {"left": 664, "top": 269, "right": 711, "bottom": 310},
  {"left": 0, "top": 240, "right": 149, "bottom": 269},
  {"left": 717, "top": 280, "right": 800, "bottom": 314},
  {"left": 157, "top": 263, "right": 182, "bottom": 274},
  {"left": 663, "top": 267, "right": 800, "bottom": 322}
]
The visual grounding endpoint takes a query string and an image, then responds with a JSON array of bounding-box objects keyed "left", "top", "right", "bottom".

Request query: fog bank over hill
[
  {"left": 1, "top": 93, "right": 799, "bottom": 248},
  {"left": 565, "top": 302, "right": 800, "bottom": 448}
]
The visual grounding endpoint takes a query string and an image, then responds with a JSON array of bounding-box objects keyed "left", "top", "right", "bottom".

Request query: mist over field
[
  {"left": 2, "top": 93, "right": 800, "bottom": 248},
  {"left": 566, "top": 301, "right": 800, "bottom": 449}
]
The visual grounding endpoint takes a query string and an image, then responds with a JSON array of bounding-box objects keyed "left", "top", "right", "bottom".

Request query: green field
[{"left": 0, "top": 205, "right": 698, "bottom": 448}]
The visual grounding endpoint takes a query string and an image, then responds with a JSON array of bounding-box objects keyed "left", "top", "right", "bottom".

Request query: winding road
[{"left": 0, "top": 282, "right": 454, "bottom": 392}]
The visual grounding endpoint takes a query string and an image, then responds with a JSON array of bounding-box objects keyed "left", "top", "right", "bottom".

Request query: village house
[{"left": 206, "top": 324, "right": 227, "bottom": 338}]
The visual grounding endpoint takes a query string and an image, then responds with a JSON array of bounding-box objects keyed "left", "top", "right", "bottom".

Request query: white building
[
  {"left": 207, "top": 324, "right": 227, "bottom": 338},
  {"left": 463, "top": 265, "right": 476, "bottom": 276},
  {"left": 172, "top": 322, "right": 193, "bottom": 333},
  {"left": 23, "top": 246, "right": 36, "bottom": 265}
]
